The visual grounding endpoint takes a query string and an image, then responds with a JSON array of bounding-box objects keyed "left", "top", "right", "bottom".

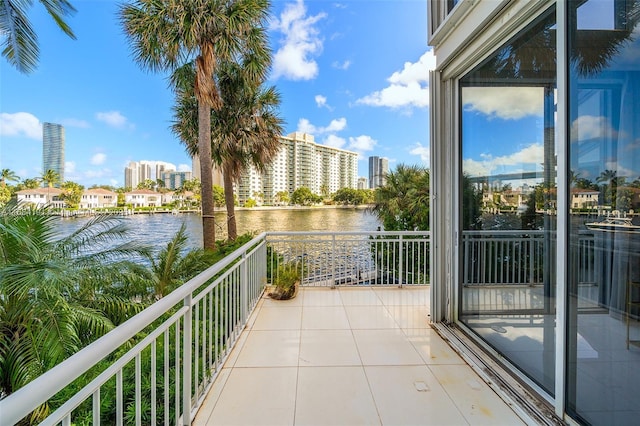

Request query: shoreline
[{"left": 53, "top": 204, "right": 373, "bottom": 218}]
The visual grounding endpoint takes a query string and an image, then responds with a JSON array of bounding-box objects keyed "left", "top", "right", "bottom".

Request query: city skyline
[{"left": 0, "top": 1, "right": 432, "bottom": 188}]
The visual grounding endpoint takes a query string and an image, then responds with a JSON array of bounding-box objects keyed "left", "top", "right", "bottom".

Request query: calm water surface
[{"left": 55, "top": 207, "right": 381, "bottom": 250}]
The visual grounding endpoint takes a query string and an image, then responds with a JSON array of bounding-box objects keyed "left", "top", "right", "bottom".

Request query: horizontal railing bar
[{"left": 1, "top": 232, "right": 268, "bottom": 426}]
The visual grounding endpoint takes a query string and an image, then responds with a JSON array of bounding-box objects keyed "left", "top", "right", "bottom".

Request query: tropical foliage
[
  {"left": 291, "top": 187, "right": 322, "bottom": 206},
  {"left": 40, "top": 169, "right": 60, "bottom": 188},
  {"left": 371, "top": 164, "right": 430, "bottom": 231},
  {"left": 60, "top": 181, "right": 84, "bottom": 208},
  {"left": 0, "top": 169, "right": 19, "bottom": 187},
  {"left": 333, "top": 188, "right": 374, "bottom": 205},
  {"left": 0, "top": 203, "right": 150, "bottom": 420},
  {"left": 1, "top": 0, "right": 76, "bottom": 73},
  {"left": 141, "top": 222, "right": 217, "bottom": 300}
]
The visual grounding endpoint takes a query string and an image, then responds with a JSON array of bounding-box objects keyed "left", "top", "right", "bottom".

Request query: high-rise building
[
  {"left": 155, "top": 162, "right": 176, "bottom": 182},
  {"left": 368, "top": 156, "right": 388, "bottom": 189},
  {"left": 162, "top": 171, "right": 192, "bottom": 190},
  {"left": 235, "top": 132, "right": 359, "bottom": 206},
  {"left": 124, "top": 161, "right": 152, "bottom": 189},
  {"left": 42, "top": 122, "right": 65, "bottom": 184},
  {"left": 357, "top": 177, "right": 368, "bottom": 190}
]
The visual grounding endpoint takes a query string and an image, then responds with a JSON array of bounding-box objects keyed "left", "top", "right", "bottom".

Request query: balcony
[
  {"left": 194, "top": 286, "right": 525, "bottom": 425},
  {"left": 1, "top": 231, "right": 529, "bottom": 425}
]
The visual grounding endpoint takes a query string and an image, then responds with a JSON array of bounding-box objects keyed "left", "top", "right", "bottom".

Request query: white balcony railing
[
  {"left": 1, "top": 231, "right": 430, "bottom": 425},
  {"left": 0, "top": 227, "right": 604, "bottom": 423}
]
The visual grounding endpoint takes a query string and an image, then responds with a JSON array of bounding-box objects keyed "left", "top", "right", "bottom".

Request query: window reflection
[
  {"left": 567, "top": 1, "right": 640, "bottom": 424},
  {"left": 459, "top": 9, "right": 557, "bottom": 394}
]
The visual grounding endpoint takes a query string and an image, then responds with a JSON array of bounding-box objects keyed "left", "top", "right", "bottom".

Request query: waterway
[{"left": 55, "top": 207, "right": 381, "bottom": 250}]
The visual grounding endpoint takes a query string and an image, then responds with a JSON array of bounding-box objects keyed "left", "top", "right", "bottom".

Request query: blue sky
[{"left": 0, "top": 0, "right": 433, "bottom": 188}]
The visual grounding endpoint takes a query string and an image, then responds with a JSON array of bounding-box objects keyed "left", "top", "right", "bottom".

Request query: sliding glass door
[{"left": 459, "top": 8, "right": 558, "bottom": 394}]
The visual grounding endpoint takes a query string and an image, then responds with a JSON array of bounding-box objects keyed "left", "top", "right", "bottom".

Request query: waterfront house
[
  {"left": 16, "top": 187, "right": 64, "bottom": 208},
  {"left": 79, "top": 188, "right": 118, "bottom": 209},
  {"left": 162, "top": 190, "right": 196, "bottom": 207},
  {"left": 124, "top": 189, "right": 162, "bottom": 208},
  {"left": 570, "top": 188, "right": 599, "bottom": 210}
]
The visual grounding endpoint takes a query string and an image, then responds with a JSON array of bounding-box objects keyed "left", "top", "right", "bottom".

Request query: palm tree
[
  {"left": 18, "top": 178, "right": 40, "bottom": 190},
  {"left": 120, "top": 0, "right": 271, "bottom": 250},
  {"left": 1, "top": 0, "right": 76, "bottom": 73},
  {"left": 0, "top": 169, "right": 19, "bottom": 187},
  {"left": 596, "top": 169, "right": 618, "bottom": 206},
  {"left": 40, "top": 169, "right": 60, "bottom": 188},
  {"left": 0, "top": 203, "right": 149, "bottom": 419},
  {"left": 172, "top": 53, "right": 282, "bottom": 240},
  {"left": 370, "top": 164, "right": 430, "bottom": 231},
  {"left": 143, "top": 222, "right": 215, "bottom": 300}
]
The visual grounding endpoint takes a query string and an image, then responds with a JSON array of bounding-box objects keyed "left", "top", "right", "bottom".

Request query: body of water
[{"left": 55, "top": 207, "right": 381, "bottom": 250}]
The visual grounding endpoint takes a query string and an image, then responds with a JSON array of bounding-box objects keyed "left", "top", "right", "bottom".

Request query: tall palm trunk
[
  {"left": 198, "top": 103, "right": 216, "bottom": 250},
  {"left": 196, "top": 45, "right": 221, "bottom": 251},
  {"left": 223, "top": 165, "right": 238, "bottom": 240}
]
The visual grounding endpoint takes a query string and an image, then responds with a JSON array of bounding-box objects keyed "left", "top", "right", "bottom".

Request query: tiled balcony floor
[{"left": 194, "top": 287, "right": 526, "bottom": 425}]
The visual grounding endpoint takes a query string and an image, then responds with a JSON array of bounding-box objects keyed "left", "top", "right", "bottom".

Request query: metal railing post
[
  {"left": 399, "top": 235, "right": 404, "bottom": 288},
  {"left": 241, "top": 252, "right": 248, "bottom": 322},
  {"left": 331, "top": 234, "right": 336, "bottom": 288},
  {"left": 182, "top": 294, "right": 192, "bottom": 426}
]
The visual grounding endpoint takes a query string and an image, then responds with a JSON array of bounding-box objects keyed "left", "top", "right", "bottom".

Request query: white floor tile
[
  {"left": 207, "top": 367, "right": 297, "bottom": 425},
  {"left": 299, "top": 329, "right": 361, "bottom": 366},
  {"left": 365, "top": 365, "right": 468, "bottom": 425},
  {"left": 234, "top": 330, "right": 300, "bottom": 367},
  {"left": 302, "top": 288, "right": 343, "bottom": 306},
  {"left": 386, "top": 304, "right": 430, "bottom": 330},
  {"left": 353, "top": 329, "right": 424, "bottom": 366},
  {"left": 344, "top": 305, "right": 399, "bottom": 329},
  {"left": 301, "top": 306, "right": 350, "bottom": 329},
  {"left": 294, "top": 366, "right": 381, "bottom": 425},
  {"left": 339, "top": 288, "right": 383, "bottom": 306},
  {"left": 252, "top": 306, "right": 302, "bottom": 330}
]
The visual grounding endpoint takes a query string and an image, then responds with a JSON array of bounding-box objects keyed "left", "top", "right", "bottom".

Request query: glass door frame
[{"left": 430, "top": 0, "right": 572, "bottom": 421}]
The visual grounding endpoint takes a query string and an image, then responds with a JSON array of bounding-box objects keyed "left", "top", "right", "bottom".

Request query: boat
[{"left": 585, "top": 216, "right": 640, "bottom": 234}]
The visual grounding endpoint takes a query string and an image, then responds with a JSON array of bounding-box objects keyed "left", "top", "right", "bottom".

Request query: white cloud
[
  {"left": 296, "top": 117, "right": 346, "bottom": 135},
  {"left": 297, "top": 118, "right": 317, "bottom": 134},
  {"left": 315, "top": 94, "right": 331, "bottom": 109},
  {"left": 96, "top": 111, "right": 131, "bottom": 129},
  {"left": 463, "top": 87, "right": 543, "bottom": 120},
  {"left": 84, "top": 169, "right": 113, "bottom": 179},
  {"left": 90, "top": 153, "right": 107, "bottom": 165},
  {"left": 347, "top": 135, "right": 376, "bottom": 153},
  {"left": 409, "top": 142, "right": 430, "bottom": 164},
  {"left": 332, "top": 60, "right": 351, "bottom": 70},
  {"left": 571, "top": 115, "right": 617, "bottom": 141},
  {"left": 61, "top": 118, "right": 90, "bottom": 128},
  {"left": 0, "top": 112, "right": 41, "bottom": 139},
  {"left": 357, "top": 50, "right": 435, "bottom": 109},
  {"left": 271, "top": 0, "right": 326, "bottom": 80},
  {"left": 178, "top": 164, "right": 191, "bottom": 172},
  {"left": 463, "top": 143, "right": 544, "bottom": 176},
  {"left": 324, "top": 134, "right": 346, "bottom": 149},
  {"left": 325, "top": 117, "right": 346, "bottom": 132},
  {"left": 65, "top": 161, "right": 76, "bottom": 174}
]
